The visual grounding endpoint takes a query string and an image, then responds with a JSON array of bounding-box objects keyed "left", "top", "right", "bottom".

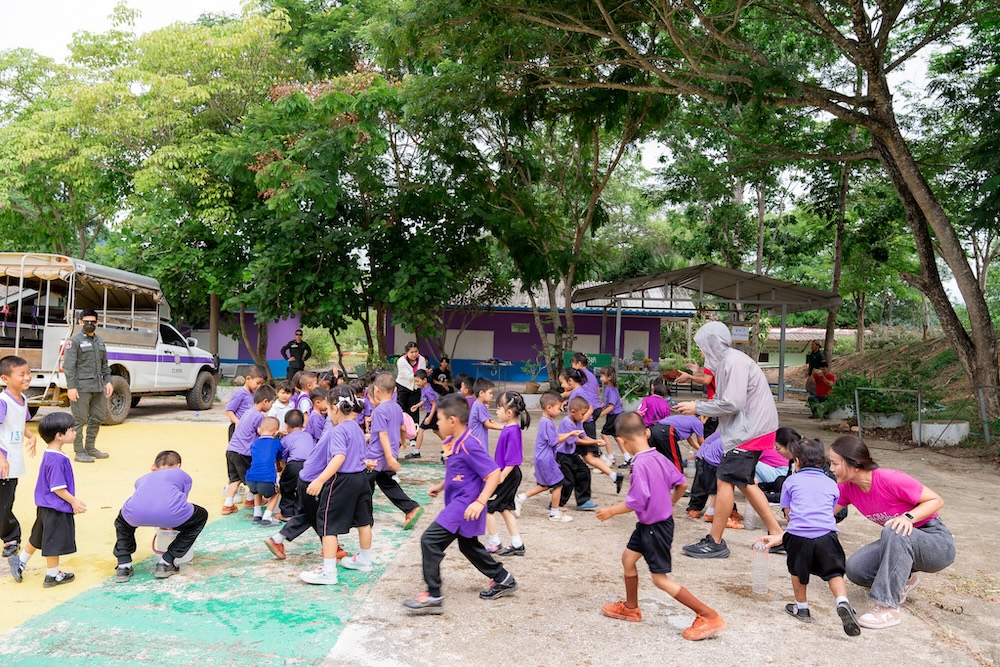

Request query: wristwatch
[{"left": 903, "top": 512, "right": 916, "bottom": 521}]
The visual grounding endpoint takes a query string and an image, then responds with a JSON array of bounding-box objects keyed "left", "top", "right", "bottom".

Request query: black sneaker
[
  {"left": 154, "top": 561, "right": 180, "bottom": 579},
  {"left": 404, "top": 450, "right": 421, "bottom": 459},
  {"left": 403, "top": 592, "right": 444, "bottom": 615},
  {"left": 115, "top": 566, "right": 133, "bottom": 583},
  {"left": 43, "top": 571, "right": 75, "bottom": 588},
  {"left": 785, "top": 603, "right": 813, "bottom": 623},
  {"left": 479, "top": 576, "right": 518, "bottom": 600},
  {"left": 2, "top": 541, "right": 18, "bottom": 558},
  {"left": 252, "top": 515, "right": 263, "bottom": 524},
  {"left": 497, "top": 544, "right": 525, "bottom": 557},
  {"left": 614, "top": 474, "right": 625, "bottom": 494},
  {"left": 618, "top": 460, "right": 631, "bottom": 469},
  {"left": 8, "top": 554, "right": 24, "bottom": 582},
  {"left": 837, "top": 602, "right": 861, "bottom": 636},
  {"left": 681, "top": 534, "right": 730, "bottom": 559}
]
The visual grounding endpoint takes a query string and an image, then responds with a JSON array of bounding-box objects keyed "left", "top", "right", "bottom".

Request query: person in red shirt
[{"left": 807, "top": 362, "right": 836, "bottom": 418}]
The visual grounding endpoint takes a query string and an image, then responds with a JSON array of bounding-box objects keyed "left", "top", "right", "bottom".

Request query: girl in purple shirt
[
  {"left": 484, "top": 392, "right": 530, "bottom": 556},
  {"left": 598, "top": 366, "right": 624, "bottom": 464}
]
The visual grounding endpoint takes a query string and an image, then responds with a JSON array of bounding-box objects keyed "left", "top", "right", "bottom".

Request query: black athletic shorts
[
  {"left": 226, "top": 451, "right": 252, "bottom": 484},
  {"left": 716, "top": 448, "right": 762, "bottom": 487},
  {"left": 317, "top": 472, "right": 373, "bottom": 537},
  {"left": 783, "top": 531, "right": 847, "bottom": 585},
  {"left": 29, "top": 507, "right": 76, "bottom": 557},
  {"left": 583, "top": 419, "right": 598, "bottom": 440},
  {"left": 626, "top": 517, "right": 674, "bottom": 574},
  {"left": 575, "top": 444, "right": 602, "bottom": 459},
  {"left": 247, "top": 480, "right": 278, "bottom": 498},
  {"left": 601, "top": 412, "right": 620, "bottom": 436},
  {"left": 487, "top": 467, "right": 522, "bottom": 514},
  {"left": 420, "top": 411, "right": 438, "bottom": 431}
]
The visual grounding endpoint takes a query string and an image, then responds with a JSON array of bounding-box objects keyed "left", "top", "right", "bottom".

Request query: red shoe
[
  {"left": 726, "top": 517, "right": 744, "bottom": 530},
  {"left": 336, "top": 548, "right": 350, "bottom": 560},
  {"left": 601, "top": 600, "right": 642, "bottom": 622},
  {"left": 687, "top": 510, "right": 701, "bottom": 520},
  {"left": 243, "top": 499, "right": 256, "bottom": 509},
  {"left": 730, "top": 509, "right": 743, "bottom": 522},
  {"left": 221, "top": 504, "right": 239, "bottom": 515},
  {"left": 264, "top": 538, "right": 286, "bottom": 560},
  {"left": 682, "top": 613, "right": 725, "bottom": 641}
]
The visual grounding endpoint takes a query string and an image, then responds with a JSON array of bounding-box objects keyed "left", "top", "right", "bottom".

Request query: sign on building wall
[{"left": 730, "top": 325, "right": 750, "bottom": 343}]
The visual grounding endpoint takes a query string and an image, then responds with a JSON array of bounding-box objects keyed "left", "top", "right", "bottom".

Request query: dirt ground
[{"left": 20, "top": 394, "right": 1000, "bottom": 666}]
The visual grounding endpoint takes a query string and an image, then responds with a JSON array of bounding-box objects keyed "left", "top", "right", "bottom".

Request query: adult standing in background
[
  {"left": 281, "top": 329, "right": 312, "bottom": 380},
  {"left": 396, "top": 342, "right": 428, "bottom": 423},
  {"left": 805, "top": 341, "right": 827, "bottom": 375},
  {"left": 64, "top": 309, "right": 113, "bottom": 463}
]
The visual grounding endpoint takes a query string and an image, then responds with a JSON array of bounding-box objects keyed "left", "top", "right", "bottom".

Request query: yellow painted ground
[{"left": 2, "top": 421, "right": 228, "bottom": 634}]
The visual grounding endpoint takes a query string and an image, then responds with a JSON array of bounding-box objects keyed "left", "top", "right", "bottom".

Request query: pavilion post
[{"left": 778, "top": 305, "right": 787, "bottom": 402}]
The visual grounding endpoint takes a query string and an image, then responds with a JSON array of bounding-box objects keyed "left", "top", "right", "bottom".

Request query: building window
[
  {"left": 511, "top": 323, "right": 530, "bottom": 334},
  {"left": 758, "top": 352, "right": 770, "bottom": 363}
]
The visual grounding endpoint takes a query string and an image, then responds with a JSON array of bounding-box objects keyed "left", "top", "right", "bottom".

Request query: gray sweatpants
[
  {"left": 71, "top": 391, "right": 106, "bottom": 454},
  {"left": 845, "top": 518, "right": 955, "bottom": 607}
]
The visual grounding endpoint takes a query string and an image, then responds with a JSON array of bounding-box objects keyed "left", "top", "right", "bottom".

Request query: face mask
[{"left": 82, "top": 323, "right": 97, "bottom": 334}]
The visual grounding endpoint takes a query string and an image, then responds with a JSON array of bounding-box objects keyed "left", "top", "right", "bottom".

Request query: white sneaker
[
  {"left": 300, "top": 567, "right": 339, "bottom": 585},
  {"left": 549, "top": 512, "right": 573, "bottom": 523},
  {"left": 857, "top": 604, "right": 902, "bottom": 629},
  {"left": 514, "top": 493, "right": 526, "bottom": 517},
  {"left": 339, "top": 554, "right": 373, "bottom": 572}
]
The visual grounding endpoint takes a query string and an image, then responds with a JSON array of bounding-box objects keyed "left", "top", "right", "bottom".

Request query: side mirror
[{"left": 186, "top": 337, "right": 198, "bottom": 348}]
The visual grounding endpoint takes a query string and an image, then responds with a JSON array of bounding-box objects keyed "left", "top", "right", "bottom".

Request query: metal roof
[{"left": 572, "top": 263, "right": 841, "bottom": 315}]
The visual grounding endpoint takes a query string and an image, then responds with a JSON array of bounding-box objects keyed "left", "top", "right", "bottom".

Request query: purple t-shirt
[
  {"left": 533, "top": 417, "right": 563, "bottom": 486},
  {"left": 368, "top": 400, "right": 404, "bottom": 470},
  {"left": 465, "top": 395, "right": 476, "bottom": 411},
  {"left": 326, "top": 419, "right": 367, "bottom": 474},
  {"left": 246, "top": 436, "right": 284, "bottom": 483},
  {"left": 657, "top": 415, "right": 704, "bottom": 440},
  {"left": 568, "top": 386, "right": 595, "bottom": 424},
  {"left": 782, "top": 467, "right": 839, "bottom": 539},
  {"left": 225, "top": 387, "right": 254, "bottom": 419},
  {"left": 300, "top": 427, "right": 334, "bottom": 483},
  {"left": 282, "top": 429, "right": 316, "bottom": 462},
  {"left": 35, "top": 449, "right": 74, "bottom": 513},
  {"left": 469, "top": 400, "right": 491, "bottom": 448},
  {"left": 696, "top": 431, "right": 723, "bottom": 466},
  {"left": 227, "top": 409, "right": 264, "bottom": 455},
  {"left": 556, "top": 415, "right": 582, "bottom": 454},
  {"left": 626, "top": 448, "right": 686, "bottom": 524},
  {"left": 435, "top": 430, "right": 499, "bottom": 537},
  {"left": 638, "top": 395, "right": 671, "bottom": 426},
  {"left": 579, "top": 368, "right": 602, "bottom": 410},
  {"left": 602, "top": 385, "right": 623, "bottom": 415},
  {"left": 420, "top": 384, "right": 438, "bottom": 413},
  {"left": 305, "top": 411, "right": 328, "bottom": 442},
  {"left": 837, "top": 468, "right": 936, "bottom": 527},
  {"left": 121, "top": 468, "right": 195, "bottom": 527},
  {"left": 494, "top": 424, "right": 524, "bottom": 468},
  {"left": 363, "top": 394, "right": 374, "bottom": 420}
]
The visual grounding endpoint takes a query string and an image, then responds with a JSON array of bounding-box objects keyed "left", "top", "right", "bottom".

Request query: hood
[{"left": 694, "top": 321, "right": 732, "bottom": 369}]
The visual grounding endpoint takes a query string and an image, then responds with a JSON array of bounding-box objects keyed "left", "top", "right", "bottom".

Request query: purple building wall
[{"left": 234, "top": 315, "right": 302, "bottom": 378}]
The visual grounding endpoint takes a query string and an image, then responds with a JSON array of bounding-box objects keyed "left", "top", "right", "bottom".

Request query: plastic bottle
[
  {"left": 743, "top": 503, "right": 758, "bottom": 530},
  {"left": 751, "top": 542, "right": 769, "bottom": 594}
]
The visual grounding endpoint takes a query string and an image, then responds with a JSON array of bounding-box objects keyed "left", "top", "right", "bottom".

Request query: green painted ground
[{"left": 0, "top": 464, "right": 441, "bottom": 667}]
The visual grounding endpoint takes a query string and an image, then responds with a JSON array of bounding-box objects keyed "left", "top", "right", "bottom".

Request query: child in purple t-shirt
[
  {"left": 596, "top": 412, "right": 725, "bottom": 641},
  {"left": 484, "top": 392, "right": 530, "bottom": 555},
  {"left": 469, "top": 378, "right": 503, "bottom": 449},
  {"left": 636, "top": 377, "right": 671, "bottom": 428},
  {"left": 756, "top": 437, "right": 860, "bottom": 636},
  {"left": 112, "top": 449, "right": 208, "bottom": 582},
  {"left": 224, "top": 365, "right": 265, "bottom": 442},
  {"left": 405, "top": 370, "right": 440, "bottom": 460},
  {"left": 278, "top": 409, "right": 316, "bottom": 520},
  {"left": 367, "top": 372, "right": 423, "bottom": 530},
  {"left": 9, "top": 412, "right": 84, "bottom": 588},
  {"left": 403, "top": 394, "right": 517, "bottom": 614},
  {"left": 598, "top": 365, "right": 624, "bottom": 464},
  {"left": 515, "top": 391, "right": 581, "bottom": 522}
]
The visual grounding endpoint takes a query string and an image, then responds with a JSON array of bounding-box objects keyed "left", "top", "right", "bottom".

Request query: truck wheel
[
  {"left": 105, "top": 376, "right": 131, "bottom": 425},
  {"left": 186, "top": 371, "right": 217, "bottom": 411}
]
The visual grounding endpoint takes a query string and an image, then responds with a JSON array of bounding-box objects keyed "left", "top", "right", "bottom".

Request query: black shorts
[
  {"left": 716, "top": 449, "right": 762, "bottom": 487},
  {"left": 226, "top": 452, "right": 252, "bottom": 484},
  {"left": 601, "top": 412, "right": 620, "bottom": 436},
  {"left": 488, "top": 467, "right": 522, "bottom": 514},
  {"left": 420, "top": 411, "right": 438, "bottom": 431},
  {"left": 625, "top": 517, "right": 674, "bottom": 574},
  {"left": 783, "top": 531, "right": 847, "bottom": 585},
  {"left": 246, "top": 480, "right": 278, "bottom": 498},
  {"left": 583, "top": 419, "right": 598, "bottom": 440},
  {"left": 317, "top": 472, "right": 373, "bottom": 537},
  {"left": 575, "top": 444, "right": 602, "bottom": 459},
  {"left": 29, "top": 507, "right": 76, "bottom": 557}
]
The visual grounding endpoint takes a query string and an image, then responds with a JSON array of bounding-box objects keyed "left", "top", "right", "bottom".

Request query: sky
[{"left": 1, "top": 0, "right": 248, "bottom": 61}]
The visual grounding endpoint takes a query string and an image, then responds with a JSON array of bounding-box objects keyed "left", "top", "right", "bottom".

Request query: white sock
[
  {"left": 358, "top": 549, "right": 372, "bottom": 564},
  {"left": 47, "top": 567, "right": 59, "bottom": 577},
  {"left": 510, "top": 535, "right": 523, "bottom": 548},
  {"left": 705, "top": 508, "right": 716, "bottom": 517},
  {"left": 158, "top": 557, "right": 169, "bottom": 565},
  {"left": 119, "top": 561, "right": 132, "bottom": 569},
  {"left": 223, "top": 496, "right": 235, "bottom": 507},
  {"left": 271, "top": 534, "right": 284, "bottom": 544},
  {"left": 623, "top": 453, "right": 632, "bottom": 462},
  {"left": 549, "top": 508, "right": 560, "bottom": 517},
  {"left": 253, "top": 506, "right": 264, "bottom": 518},
  {"left": 19, "top": 552, "right": 31, "bottom": 565},
  {"left": 797, "top": 602, "right": 809, "bottom": 611},
  {"left": 263, "top": 510, "right": 273, "bottom": 521},
  {"left": 609, "top": 472, "right": 618, "bottom": 482},
  {"left": 323, "top": 558, "right": 337, "bottom": 575},
  {"left": 487, "top": 533, "right": 501, "bottom": 546},
  {"left": 836, "top": 596, "right": 850, "bottom": 606}
]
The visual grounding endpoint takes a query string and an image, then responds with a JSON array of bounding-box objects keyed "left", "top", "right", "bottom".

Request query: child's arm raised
[
  {"left": 378, "top": 431, "right": 401, "bottom": 471},
  {"left": 555, "top": 429, "right": 584, "bottom": 444},
  {"left": 596, "top": 502, "right": 632, "bottom": 522},
  {"left": 464, "top": 468, "right": 500, "bottom": 520},
  {"left": 54, "top": 488, "right": 86, "bottom": 514},
  {"left": 306, "top": 454, "right": 346, "bottom": 497}
]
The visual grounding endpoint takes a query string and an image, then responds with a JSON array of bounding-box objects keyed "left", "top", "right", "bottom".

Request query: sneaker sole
[
  {"left": 402, "top": 507, "right": 424, "bottom": 530},
  {"left": 154, "top": 570, "right": 178, "bottom": 579},
  {"left": 43, "top": 575, "right": 76, "bottom": 588},
  {"left": 683, "top": 618, "right": 726, "bottom": 640},
  {"left": 404, "top": 605, "right": 444, "bottom": 615},
  {"left": 601, "top": 609, "right": 642, "bottom": 622},
  {"left": 480, "top": 582, "right": 518, "bottom": 600},
  {"left": 340, "top": 561, "right": 373, "bottom": 573},
  {"left": 838, "top": 605, "right": 862, "bottom": 636},
  {"left": 300, "top": 575, "right": 339, "bottom": 585},
  {"left": 264, "top": 540, "right": 286, "bottom": 560},
  {"left": 682, "top": 547, "right": 730, "bottom": 559}
]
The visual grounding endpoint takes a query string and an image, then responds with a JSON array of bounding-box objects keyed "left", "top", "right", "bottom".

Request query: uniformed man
[
  {"left": 280, "top": 329, "right": 312, "bottom": 380},
  {"left": 63, "top": 309, "right": 113, "bottom": 463}
]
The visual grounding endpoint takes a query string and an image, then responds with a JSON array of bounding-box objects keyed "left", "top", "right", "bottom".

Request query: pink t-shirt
[
  {"left": 837, "top": 468, "right": 935, "bottom": 527},
  {"left": 740, "top": 430, "right": 776, "bottom": 452},
  {"left": 758, "top": 445, "right": 788, "bottom": 468}
]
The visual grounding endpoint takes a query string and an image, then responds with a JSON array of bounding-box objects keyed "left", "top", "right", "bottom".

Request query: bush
[{"left": 865, "top": 325, "right": 922, "bottom": 350}]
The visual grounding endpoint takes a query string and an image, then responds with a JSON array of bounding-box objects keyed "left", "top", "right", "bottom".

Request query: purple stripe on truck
[{"left": 107, "top": 352, "right": 214, "bottom": 364}]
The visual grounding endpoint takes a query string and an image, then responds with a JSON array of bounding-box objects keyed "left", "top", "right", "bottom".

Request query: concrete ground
[{"left": 2, "top": 394, "right": 998, "bottom": 666}]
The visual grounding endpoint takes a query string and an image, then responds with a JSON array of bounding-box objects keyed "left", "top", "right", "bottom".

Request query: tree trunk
[
  {"left": 209, "top": 293, "right": 220, "bottom": 358},
  {"left": 238, "top": 304, "right": 270, "bottom": 379},
  {"left": 824, "top": 160, "right": 850, "bottom": 359},
  {"left": 755, "top": 184, "right": 765, "bottom": 275},
  {"left": 853, "top": 293, "right": 866, "bottom": 353},
  {"left": 375, "top": 303, "right": 388, "bottom": 364}
]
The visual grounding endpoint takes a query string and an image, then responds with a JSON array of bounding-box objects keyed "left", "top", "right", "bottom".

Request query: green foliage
[{"left": 301, "top": 326, "right": 335, "bottom": 368}]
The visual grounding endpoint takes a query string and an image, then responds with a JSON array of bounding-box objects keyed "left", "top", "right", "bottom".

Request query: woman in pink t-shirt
[{"left": 829, "top": 436, "right": 955, "bottom": 631}]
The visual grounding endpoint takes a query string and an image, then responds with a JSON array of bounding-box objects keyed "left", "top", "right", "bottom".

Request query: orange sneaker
[
  {"left": 703, "top": 513, "right": 715, "bottom": 523},
  {"left": 221, "top": 504, "right": 238, "bottom": 515},
  {"left": 726, "top": 517, "right": 744, "bottom": 530},
  {"left": 682, "top": 613, "right": 725, "bottom": 641},
  {"left": 730, "top": 509, "right": 743, "bottom": 522},
  {"left": 336, "top": 548, "right": 351, "bottom": 560},
  {"left": 687, "top": 510, "right": 701, "bottom": 520},
  {"left": 264, "top": 537, "right": 286, "bottom": 560},
  {"left": 601, "top": 600, "right": 642, "bottom": 622},
  {"left": 243, "top": 499, "right": 255, "bottom": 509}
]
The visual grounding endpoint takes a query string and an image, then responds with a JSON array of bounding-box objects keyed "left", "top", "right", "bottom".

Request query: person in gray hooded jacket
[{"left": 675, "top": 321, "right": 782, "bottom": 558}]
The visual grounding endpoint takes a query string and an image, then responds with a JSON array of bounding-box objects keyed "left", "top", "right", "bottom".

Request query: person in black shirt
[
  {"left": 432, "top": 356, "right": 453, "bottom": 396},
  {"left": 281, "top": 330, "right": 312, "bottom": 380},
  {"left": 805, "top": 341, "right": 827, "bottom": 375}
]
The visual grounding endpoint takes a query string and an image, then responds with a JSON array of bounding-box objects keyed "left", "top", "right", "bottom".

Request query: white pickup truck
[{"left": 0, "top": 253, "right": 218, "bottom": 424}]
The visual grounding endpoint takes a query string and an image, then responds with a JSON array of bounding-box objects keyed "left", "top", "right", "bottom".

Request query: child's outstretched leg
[
  {"left": 547, "top": 486, "right": 571, "bottom": 522},
  {"left": 251, "top": 493, "right": 265, "bottom": 523},
  {"left": 583, "top": 452, "right": 624, "bottom": 494},
  {"left": 497, "top": 510, "right": 524, "bottom": 556},
  {"left": 403, "top": 522, "right": 455, "bottom": 614},
  {"left": 786, "top": 575, "right": 813, "bottom": 623},
  {"left": 828, "top": 575, "right": 861, "bottom": 636},
  {"left": 340, "top": 525, "right": 375, "bottom": 572},
  {"left": 651, "top": 573, "right": 725, "bottom": 640},
  {"left": 484, "top": 512, "right": 502, "bottom": 553},
  {"left": 601, "top": 548, "right": 644, "bottom": 622},
  {"left": 258, "top": 493, "right": 280, "bottom": 527}
]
